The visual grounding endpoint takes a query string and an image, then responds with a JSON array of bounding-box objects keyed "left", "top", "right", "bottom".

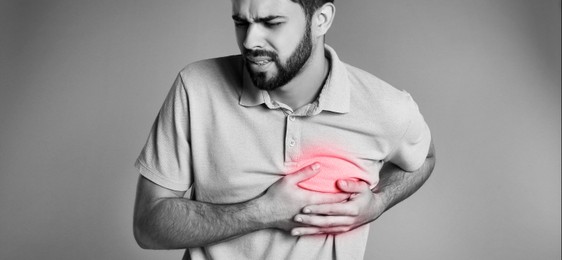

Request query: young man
[{"left": 133, "top": 0, "right": 435, "bottom": 259}]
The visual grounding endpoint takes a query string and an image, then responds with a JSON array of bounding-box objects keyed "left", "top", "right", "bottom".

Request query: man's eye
[
  {"left": 265, "top": 22, "right": 282, "bottom": 28},
  {"left": 234, "top": 22, "right": 248, "bottom": 28}
]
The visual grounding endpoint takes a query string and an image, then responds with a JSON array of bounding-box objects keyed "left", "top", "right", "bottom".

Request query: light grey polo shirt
[{"left": 135, "top": 45, "right": 432, "bottom": 260}]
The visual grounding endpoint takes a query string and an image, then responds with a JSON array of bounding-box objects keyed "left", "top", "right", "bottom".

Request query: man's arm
[
  {"left": 290, "top": 141, "right": 435, "bottom": 235},
  {"left": 133, "top": 164, "right": 350, "bottom": 249},
  {"left": 373, "top": 139, "right": 436, "bottom": 211}
]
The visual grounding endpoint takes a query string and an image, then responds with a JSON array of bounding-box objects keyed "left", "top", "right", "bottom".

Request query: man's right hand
[{"left": 258, "top": 163, "right": 351, "bottom": 232}]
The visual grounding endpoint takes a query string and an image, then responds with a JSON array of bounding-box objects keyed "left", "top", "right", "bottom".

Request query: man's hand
[
  {"left": 290, "top": 142, "right": 436, "bottom": 236},
  {"left": 289, "top": 180, "right": 384, "bottom": 236},
  {"left": 258, "top": 164, "right": 351, "bottom": 232}
]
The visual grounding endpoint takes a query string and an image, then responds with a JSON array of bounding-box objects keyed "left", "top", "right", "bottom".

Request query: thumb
[
  {"left": 289, "top": 163, "right": 321, "bottom": 184},
  {"left": 337, "top": 179, "right": 370, "bottom": 193}
]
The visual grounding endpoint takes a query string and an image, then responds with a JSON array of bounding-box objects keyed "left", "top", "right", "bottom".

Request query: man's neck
[{"left": 268, "top": 45, "right": 329, "bottom": 111}]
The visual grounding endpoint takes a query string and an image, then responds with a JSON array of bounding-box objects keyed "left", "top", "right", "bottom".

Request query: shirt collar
[{"left": 239, "top": 44, "right": 350, "bottom": 114}]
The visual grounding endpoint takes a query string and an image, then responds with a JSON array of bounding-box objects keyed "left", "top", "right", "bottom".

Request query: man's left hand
[{"left": 290, "top": 180, "right": 385, "bottom": 236}]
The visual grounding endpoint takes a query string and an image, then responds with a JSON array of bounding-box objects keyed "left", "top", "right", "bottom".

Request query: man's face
[{"left": 231, "top": 0, "right": 313, "bottom": 90}]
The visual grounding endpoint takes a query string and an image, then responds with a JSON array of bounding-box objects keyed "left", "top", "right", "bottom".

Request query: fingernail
[
  {"left": 292, "top": 230, "right": 300, "bottom": 236},
  {"left": 340, "top": 180, "right": 348, "bottom": 187},
  {"left": 312, "top": 164, "right": 320, "bottom": 171},
  {"left": 303, "top": 208, "right": 311, "bottom": 213},
  {"left": 295, "top": 217, "right": 303, "bottom": 222}
]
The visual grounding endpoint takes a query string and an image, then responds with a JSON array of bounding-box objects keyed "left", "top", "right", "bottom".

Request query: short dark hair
[{"left": 290, "top": 0, "right": 334, "bottom": 20}]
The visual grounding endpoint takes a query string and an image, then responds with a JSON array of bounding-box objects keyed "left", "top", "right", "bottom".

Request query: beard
[{"left": 243, "top": 25, "right": 312, "bottom": 91}]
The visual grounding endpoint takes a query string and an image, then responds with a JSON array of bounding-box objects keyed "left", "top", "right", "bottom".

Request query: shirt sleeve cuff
[{"left": 134, "top": 159, "right": 190, "bottom": 192}]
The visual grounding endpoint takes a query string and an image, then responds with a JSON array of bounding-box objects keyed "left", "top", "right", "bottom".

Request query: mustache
[{"left": 243, "top": 49, "right": 278, "bottom": 61}]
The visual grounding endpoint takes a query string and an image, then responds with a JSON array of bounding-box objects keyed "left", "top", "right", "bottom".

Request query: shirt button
[
  {"left": 289, "top": 140, "right": 296, "bottom": 147},
  {"left": 289, "top": 116, "right": 296, "bottom": 121}
]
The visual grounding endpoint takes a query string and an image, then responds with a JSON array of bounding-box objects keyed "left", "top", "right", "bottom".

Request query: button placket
[{"left": 284, "top": 114, "right": 301, "bottom": 163}]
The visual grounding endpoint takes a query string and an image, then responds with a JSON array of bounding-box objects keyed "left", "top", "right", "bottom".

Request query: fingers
[
  {"left": 288, "top": 163, "right": 321, "bottom": 184},
  {"left": 301, "top": 202, "right": 359, "bottom": 216},
  {"left": 286, "top": 181, "right": 375, "bottom": 237},
  {"left": 309, "top": 192, "right": 350, "bottom": 205},
  {"left": 294, "top": 214, "right": 355, "bottom": 227},
  {"left": 290, "top": 210, "right": 362, "bottom": 236},
  {"left": 291, "top": 226, "right": 353, "bottom": 236},
  {"left": 336, "top": 179, "right": 371, "bottom": 193}
]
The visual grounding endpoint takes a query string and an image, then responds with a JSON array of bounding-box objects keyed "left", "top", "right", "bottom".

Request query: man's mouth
[{"left": 246, "top": 56, "right": 273, "bottom": 66}]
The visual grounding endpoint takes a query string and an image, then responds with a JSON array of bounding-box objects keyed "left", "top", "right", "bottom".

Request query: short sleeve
[
  {"left": 134, "top": 74, "right": 192, "bottom": 191},
  {"left": 387, "top": 93, "right": 432, "bottom": 172}
]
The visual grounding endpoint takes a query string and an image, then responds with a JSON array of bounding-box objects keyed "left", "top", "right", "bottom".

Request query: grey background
[{"left": 1, "top": 0, "right": 560, "bottom": 259}]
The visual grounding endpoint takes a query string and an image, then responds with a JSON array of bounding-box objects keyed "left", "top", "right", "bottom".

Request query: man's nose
[{"left": 243, "top": 24, "right": 265, "bottom": 50}]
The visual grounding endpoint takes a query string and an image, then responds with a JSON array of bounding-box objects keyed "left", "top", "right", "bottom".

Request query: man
[{"left": 133, "top": 0, "right": 435, "bottom": 259}]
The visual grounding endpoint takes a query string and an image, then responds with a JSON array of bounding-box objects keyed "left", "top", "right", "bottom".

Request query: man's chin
[
  {"left": 251, "top": 76, "right": 282, "bottom": 91},
  {"left": 247, "top": 70, "right": 278, "bottom": 90},
  {"left": 253, "top": 80, "right": 279, "bottom": 91}
]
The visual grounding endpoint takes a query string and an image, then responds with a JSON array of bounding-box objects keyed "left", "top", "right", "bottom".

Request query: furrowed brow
[
  {"left": 231, "top": 14, "right": 285, "bottom": 23},
  {"left": 231, "top": 14, "right": 245, "bottom": 22},
  {"left": 254, "top": 15, "right": 285, "bottom": 23}
]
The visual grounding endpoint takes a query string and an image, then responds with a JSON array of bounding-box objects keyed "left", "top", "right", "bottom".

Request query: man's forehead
[{"left": 231, "top": 0, "right": 302, "bottom": 19}]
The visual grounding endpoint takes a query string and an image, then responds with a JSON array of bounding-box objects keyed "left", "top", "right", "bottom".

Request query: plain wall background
[{"left": 1, "top": 0, "right": 560, "bottom": 259}]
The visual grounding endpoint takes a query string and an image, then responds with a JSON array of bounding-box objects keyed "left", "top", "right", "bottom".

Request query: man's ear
[{"left": 312, "top": 3, "right": 335, "bottom": 37}]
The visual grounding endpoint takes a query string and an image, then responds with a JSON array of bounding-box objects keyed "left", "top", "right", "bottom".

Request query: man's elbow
[
  {"left": 426, "top": 141, "right": 436, "bottom": 170},
  {"left": 134, "top": 222, "right": 154, "bottom": 249},
  {"left": 426, "top": 140, "right": 436, "bottom": 160},
  {"left": 133, "top": 217, "right": 167, "bottom": 249}
]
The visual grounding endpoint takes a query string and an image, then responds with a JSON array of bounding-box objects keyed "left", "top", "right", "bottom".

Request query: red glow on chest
[{"left": 294, "top": 146, "right": 367, "bottom": 193}]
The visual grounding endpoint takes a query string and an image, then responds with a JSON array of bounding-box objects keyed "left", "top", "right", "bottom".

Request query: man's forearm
[
  {"left": 134, "top": 165, "right": 351, "bottom": 249},
  {"left": 374, "top": 142, "right": 436, "bottom": 213},
  {"left": 135, "top": 196, "right": 267, "bottom": 249}
]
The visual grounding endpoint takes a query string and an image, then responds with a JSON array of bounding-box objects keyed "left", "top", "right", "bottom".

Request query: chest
[{"left": 189, "top": 105, "right": 392, "bottom": 203}]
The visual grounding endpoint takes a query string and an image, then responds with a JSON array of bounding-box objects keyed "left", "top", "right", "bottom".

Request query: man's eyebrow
[
  {"left": 231, "top": 14, "right": 245, "bottom": 22},
  {"left": 231, "top": 14, "right": 286, "bottom": 23},
  {"left": 255, "top": 15, "right": 285, "bottom": 23}
]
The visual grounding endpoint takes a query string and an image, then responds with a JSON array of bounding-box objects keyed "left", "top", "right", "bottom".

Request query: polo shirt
[{"left": 135, "top": 45, "right": 431, "bottom": 260}]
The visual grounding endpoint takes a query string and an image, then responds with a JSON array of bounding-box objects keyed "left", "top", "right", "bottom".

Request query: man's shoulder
[
  {"left": 344, "top": 62, "right": 412, "bottom": 106},
  {"left": 178, "top": 55, "right": 243, "bottom": 84},
  {"left": 342, "top": 62, "right": 421, "bottom": 129}
]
